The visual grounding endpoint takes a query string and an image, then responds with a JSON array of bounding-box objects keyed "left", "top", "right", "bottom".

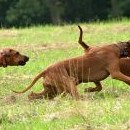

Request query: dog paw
[
  {"left": 28, "top": 92, "right": 43, "bottom": 100},
  {"left": 84, "top": 87, "right": 94, "bottom": 92},
  {"left": 84, "top": 87, "right": 102, "bottom": 92}
]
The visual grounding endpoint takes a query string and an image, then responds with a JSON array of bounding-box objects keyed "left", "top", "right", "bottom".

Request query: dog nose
[{"left": 25, "top": 56, "right": 29, "bottom": 61}]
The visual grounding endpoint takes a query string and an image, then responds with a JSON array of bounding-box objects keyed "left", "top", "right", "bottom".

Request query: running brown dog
[
  {"left": 12, "top": 27, "right": 130, "bottom": 100},
  {"left": 0, "top": 48, "right": 29, "bottom": 67},
  {"left": 78, "top": 25, "right": 130, "bottom": 92}
]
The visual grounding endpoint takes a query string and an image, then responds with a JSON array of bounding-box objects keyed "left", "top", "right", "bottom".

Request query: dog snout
[
  {"left": 18, "top": 56, "right": 29, "bottom": 66},
  {"left": 24, "top": 56, "right": 29, "bottom": 62}
]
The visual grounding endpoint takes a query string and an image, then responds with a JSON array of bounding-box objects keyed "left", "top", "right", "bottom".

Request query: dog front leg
[
  {"left": 64, "top": 83, "right": 80, "bottom": 100},
  {"left": 66, "top": 78, "right": 80, "bottom": 100},
  {"left": 110, "top": 71, "right": 130, "bottom": 85},
  {"left": 108, "top": 62, "right": 130, "bottom": 85},
  {"left": 108, "top": 60, "right": 130, "bottom": 85}
]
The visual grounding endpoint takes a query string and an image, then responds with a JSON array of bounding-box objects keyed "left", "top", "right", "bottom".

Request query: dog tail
[
  {"left": 78, "top": 25, "right": 89, "bottom": 49},
  {"left": 12, "top": 71, "right": 44, "bottom": 93}
]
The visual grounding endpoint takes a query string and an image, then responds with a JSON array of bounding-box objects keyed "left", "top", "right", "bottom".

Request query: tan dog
[
  {"left": 0, "top": 48, "right": 29, "bottom": 67},
  {"left": 78, "top": 25, "right": 130, "bottom": 92},
  {"left": 12, "top": 26, "right": 130, "bottom": 100}
]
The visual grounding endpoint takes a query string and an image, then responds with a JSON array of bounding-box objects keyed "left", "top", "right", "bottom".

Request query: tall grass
[{"left": 0, "top": 20, "right": 130, "bottom": 130}]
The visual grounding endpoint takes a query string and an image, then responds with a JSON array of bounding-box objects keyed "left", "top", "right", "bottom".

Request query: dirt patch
[
  {"left": 1, "top": 94, "right": 16, "bottom": 105},
  {"left": 5, "top": 42, "right": 74, "bottom": 53},
  {"left": 0, "top": 30, "right": 18, "bottom": 37}
]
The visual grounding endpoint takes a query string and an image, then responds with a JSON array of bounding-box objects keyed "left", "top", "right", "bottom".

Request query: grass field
[{"left": 0, "top": 19, "right": 130, "bottom": 130}]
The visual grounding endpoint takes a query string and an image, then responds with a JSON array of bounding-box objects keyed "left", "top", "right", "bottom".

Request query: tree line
[{"left": 0, "top": 0, "right": 130, "bottom": 27}]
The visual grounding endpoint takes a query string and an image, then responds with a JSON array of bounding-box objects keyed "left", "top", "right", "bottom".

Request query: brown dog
[
  {"left": 78, "top": 25, "right": 130, "bottom": 92},
  {"left": 0, "top": 48, "right": 29, "bottom": 67},
  {"left": 12, "top": 26, "right": 130, "bottom": 100}
]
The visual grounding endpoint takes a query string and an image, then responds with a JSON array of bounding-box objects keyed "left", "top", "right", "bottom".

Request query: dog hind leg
[
  {"left": 28, "top": 84, "right": 58, "bottom": 100},
  {"left": 84, "top": 81, "right": 102, "bottom": 92}
]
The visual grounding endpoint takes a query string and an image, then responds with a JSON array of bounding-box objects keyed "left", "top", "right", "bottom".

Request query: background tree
[
  {"left": 0, "top": 0, "right": 16, "bottom": 27},
  {"left": 0, "top": 0, "right": 130, "bottom": 27},
  {"left": 45, "top": 0, "right": 64, "bottom": 24},
  {"left": 6, "top": 0, "right": 50, "bottom": 27}
]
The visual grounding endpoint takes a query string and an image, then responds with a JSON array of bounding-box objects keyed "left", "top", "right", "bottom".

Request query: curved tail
[
  {"left": 12, "top": 71, "right": 44, "bottom": 93},
  {"left": 78, "top": 25, "right": 89, "bottom": 49}
]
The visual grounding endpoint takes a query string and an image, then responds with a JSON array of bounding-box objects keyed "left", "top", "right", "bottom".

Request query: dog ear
[
  {"left": 126, "top": 41, "right": 130, "bottom": 47},
  {"left": 1, "top": 51, "right": 10, "bottom": 57},
  {"left": 1, "top": 52, "right": 6, "bottom": 56}
]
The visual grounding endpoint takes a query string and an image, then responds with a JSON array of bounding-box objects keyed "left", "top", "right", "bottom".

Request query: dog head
[{"left": 0, "top": 48, "right": 29, "bottom": 67}]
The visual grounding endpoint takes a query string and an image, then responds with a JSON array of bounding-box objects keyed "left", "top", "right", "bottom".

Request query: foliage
[
  {"left": 0, "top": 0, "right": 130, "bottom": 27},
  {"left": 6, "top": 0, "right": 50, "bottom": 27},
  {"left": 62, "top": 0, "right": 111, "bottom": 22}
]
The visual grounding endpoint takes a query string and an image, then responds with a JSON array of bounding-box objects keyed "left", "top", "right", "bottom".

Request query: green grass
[{"left": 0, "top": 19, "right": 130, "bottom": 130}]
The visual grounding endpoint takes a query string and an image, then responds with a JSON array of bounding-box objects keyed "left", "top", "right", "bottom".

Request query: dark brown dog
[
  {"left": 0, "top": 48, "right": 29, "bottom": 67},
  {"left": 12, "top": 26, "right": 130, "bottom": 100},
  {"left": 78, "top": 25, "right": 130, "bottom": 92}
]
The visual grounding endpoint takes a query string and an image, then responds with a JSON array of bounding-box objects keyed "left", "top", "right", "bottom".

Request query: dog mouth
[
  {"left": 18, "top": 61, "right": 26, "bottom": 66},
  {"left": 18, "top": 56, "right": 29, "bottom": 66}
]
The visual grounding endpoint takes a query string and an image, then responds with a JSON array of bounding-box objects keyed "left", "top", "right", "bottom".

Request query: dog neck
[
  {"left": 120, "top": 43, "right": 129, "bottom": 58},
  {"left": 0, "top": 53, "right": 7, "bottom": 67},
  {"left": 115, "top": 42, "right": 129, "bottom": 58}
]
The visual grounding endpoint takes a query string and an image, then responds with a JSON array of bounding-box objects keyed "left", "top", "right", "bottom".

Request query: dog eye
[
  {"left": 9, "top": 49, "right": 12, "bottom": 52},
  {"left": 15, "top": 52, "right": 19, "bottom": 55}
]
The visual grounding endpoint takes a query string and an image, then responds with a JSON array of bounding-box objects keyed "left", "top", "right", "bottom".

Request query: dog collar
[{"left": 120, "top": 50, "right": 128, "bottom": 57}]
